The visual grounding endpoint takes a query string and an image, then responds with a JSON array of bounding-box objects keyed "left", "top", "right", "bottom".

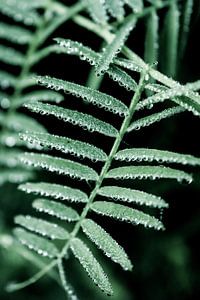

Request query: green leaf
[
  {"left": 106, "top": 165, "right": 193, "bottom": 183},
  {"left": 24, "top": 102, "right": 118, "bottom": 137},
  {"left": 85, "top": 0, "right": 107, "bottom": 25},
  {"left": 35, "top": 75, "right": 128, "bottom": 116},
  {"left": 0, "top": 149, "right": 22, "bottom": 167},
  {"left": 144, "top": 9, "right": 158, "bottom": 65},
  {"left": 19, "top": 182, "right": 88, "bottom": 203},
  {"left": 0, "top": 45, "right": 24, "bottom": 66},
  {"left": 179, "top": 0, "right": 194, "bottom": 58},
  {"left": 14, "top": 228, "right": 58, "bottom": 258},
  {"left": 14, "top": 90, "right": 64, "bottom": 107},
  {"left": 15, "top": 215, "right": 69, "bottom": 240},
  {"left": 98, "top": 186, "right": 168, "bottom": 208},
  {"left": 70, "top": 237, "right": 113, "bottom": 295},
  {"left": 0, "top": 169, "right": 34, "bottom": 186},
  {"left": 161, "top": 1, "right": 180, "bottom": 77},
  {"left": 20, "top": 152, "right": 99, "bottom": 181},
  {"left": 81, "top": 218, "right": 133, "bottom": 270},
  {"left": 91, "top": 201, "right": 164, "bottom": 230},
  {"left": 0, "top": 22, "right": 32, "bottom": 44},
  {"left": 33, "top": 199, "right": 80, "bottom": 221},
  {"left": 0, "top": 0, "right": 41, "bottom": 25},
  {"left": 125, "top": 0, "right": 143, "bottom": 13},
  {"left": 105, "top": 0, "right": 124, "bottom": 20},
  {"left": 20, "top": 131, "right": 107, "bottom": 162},
  {"left": 55, "top": 38, "right": 137, "bottom": 91},
  {"left": 0, "top": 71, "right": 16, "bottom": 89},
  {"left": 96, "top": 15, "right": 137, "bottom": 75},
  {"left": 128, "top": 107, "right": 185, "bottom": 131},
  {"left": 2, "top": 113, "right": 47, "bottom": 133},
  {"left": 115, "top": 148, "right": 200, "bottom": 166}
]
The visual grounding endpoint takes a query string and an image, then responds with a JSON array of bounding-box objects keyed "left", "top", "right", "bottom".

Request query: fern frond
[
  {"left": 161, "top": 1, "right": 179, "bottom": 77},
  {"left": 70, "top": 237, "right": 113, "bottom": 296},
  {"left": 136, "top": 85, "right": 200, "bottom": 115},
  {"left": 20, "top": 132, "right": 107, "bottom": 162},
  {"left": 0, "top": 149, "right": 22, "bottom": 167},
  {"left": 14, "top": 228, "right": 59, "bottom": 258},
  {"left": 0, "top": 71, "right": 16, "bottom": 89},
  {"left": 98, "top": 186, "right": 168, "bottom": 208},
  {"left": 15, "top": 215, "right": 69, "bottom": 240},
  {"left": 91, "top": 201, "right": 164, "bottom": 230},
  {"left": 55, "top": 38, "right": 137, "bottom": 91},
  {"left": 96, "top": 15, "right": 137, "bottom": 75},
  {"left": 144, "top": 9, "right": 158, "bottom": 65},
  {"left": 0, "top": 169, "right": 33, "bottom": 186},
  {"left": 32, "top": 199, "right": 80, "bottom": 222},
  {"left": 13, "top": 90, "right": 64, "bottom": 108},
  {"left": 0, "top": 22, "right": 32, "bottom": 44},
  {"left": 19, "top": 182, "right": 88, "bottom": 203},
  {"left": 128, "top": 107, "right": 185, "bottom": 131},
  {"left": 0, "top": 113, "right": 47, "bottom": 133},
  {"left": 24, "top": 102, "right": 118, "bottom": 137},
  {"left": 125, "top": 0, "right": 143, "bottom": 13},
  {"left": 106, "top": 165, "right": 192, "bottom": 183},
  {"left": 35, "top": 75, "right": 129, "bottom": 116},
  {"left": 0, "top": 0, "right": 41, "bottom": 25},
  {"left": 85, "top": 0, "right": 108, "bottom": 25},
  {"left": 0, "top": 45, "right": 24, "bottom": 66},
  {"left": 19, "top": 153, "right": 99, "bottom": 181},
  {"left": 115, "top": 148, "right": 200, "bottom": 166},
  {"left": 105, "top": 0, "right": 125, "bottom": 20},
  {"left": 81, "top": 218, "right": 133, "bottom": 270},
  {"left": 179, "top": 0, "right": 194, "bottom": 58}
]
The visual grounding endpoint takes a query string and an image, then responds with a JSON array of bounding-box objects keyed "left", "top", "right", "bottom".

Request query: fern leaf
[
  {"left": 35, "top": 75, "right": 128, "bottom": 116},
  {"left": 0, "top": 169, "right": 33, "bottom": 186},
  {"left": 115, "top": 148, "right": 200, "bottom": 166},
  {"left": 24, "top": 102, "right": 118, "bottom": 137},
  {"left": 0, "top": 45, "right": 24, "bottom": 66},
  {"left": 55, "top": 38, "right": 137, "bottom": 91},
  {"left": 0, "top": 149, "right": 22, "bottom": 167},
  {"left": 144, "top": 9, "right": 158, "bottom": 65},
  {"left": 19, "top": 182, "right": 88, "bottom": 203},
  {"left": 161, "top": 1, "right": 180, "bottom": 77},
  {"left": 106, "top": 165, "right": 192, "bottom": 183},
  {"left": 15, "top": 215, "right": 69, "bottom": 240},
  {"left": 91, "top": 201, "right": 164, "bottom": 230},
  {"left": 128, "top": 107, "right": 185, "bottom": 131},
  {"left": 0, "top": 71, "right": 16, "bottom": 89},
  {"left": 98, "top": 186, "right": 168, "bottom": 208},
  {"left": 2, "top": 113, "right": 47, "bottom": 133},
  {"left": 179, "top": 0, "right": 194, "bottom": 58},
  {"left": 125, "top": 0, "right": 143, "bottom": 13},
  {"left": 0, "top": 132, "right": 25, "bottom": 148},
  {"left": 70, "top": 237, "right": 113, "bottom": 295},
  {"left": 20, "top": 152, "right": 99, "bottom": 181},
  {"left": 14, "top": 228, "right": 58, "bottom": 258},
  {"left": 32, "top": 199, "right": 80, "bottom": 221},
  {"left": 136, "top": 85, "right": 192, "bottom": 111},
  {"left": 96, "top": 15, "right": 137, "bottom": 75},
  {"left": 0, "top": 22, "right": 32, "bottom": 44},
  {"left": 0, "top": 92, "right": 10, "bottom": 109},
  {"left": 105, "top": 0, "right": 124, "bottom": 20},
  {"left": 20, "top": 132, "right": 107, "bottom": 162},
  {"left": 14, "top": 90, "right": 64, "bottom": 107},
  {"left": 0, "top": 0, "right": 40, "bottom": 25},
  {"left": 81, "top": 218, "right": 133, "bottom": 270},
  {"left": 85, "top": 0, "right": 108, "bottom": 25}
]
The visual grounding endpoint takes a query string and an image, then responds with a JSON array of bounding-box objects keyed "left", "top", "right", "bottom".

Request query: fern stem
[
  {"left": 6, "top": 260, "right": 58, "bottom": 292},
  {"left": 60, "top": 71, "right": 148, "bottom": 259}
]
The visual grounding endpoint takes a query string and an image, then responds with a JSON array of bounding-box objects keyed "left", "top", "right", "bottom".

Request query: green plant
[{"left": 0, "top": 0, "right": 200, "bottom": 299}]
